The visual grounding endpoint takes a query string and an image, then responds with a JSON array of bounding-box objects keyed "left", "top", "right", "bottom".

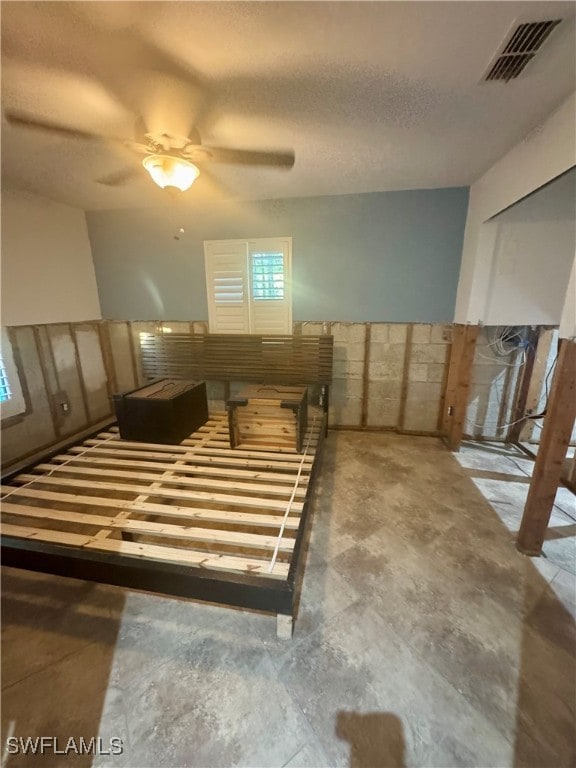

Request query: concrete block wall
[{"left": 297, "top": 321, "right": 452, "bottom": 432}]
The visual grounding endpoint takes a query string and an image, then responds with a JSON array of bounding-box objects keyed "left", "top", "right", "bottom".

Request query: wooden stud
[
  {"left": 519, "top": 328, "right": 556, "bottom": 443},
  {"left": 436, "top": 337, "right": 452, "bottom": 433},
  {"left": 442, "top": 324, "right": 466, "bottom": 435},
  {"left": 361, "top": 323, "right": 371, "bottom": 428},
  {"left": 44, "top": 325, "right": 64, "bottom": 395},
  {"left": 31, "top": 326, "right": 61, "bottom": 439},
  {"left": 495, "top": 352, "right": 518, "bottom": 437},
  {"left": 516, "top": 340, "right": 576, "bottom": 556},
  {"left": 446, "top": 324, "right": 479, "bottom": 451},
  {"left": 69, "top": 323, "right": 91, "bottom": 424},
  {"left": 398, "top": 324, "right": 413, "bottom": 430},
  {"left": 506, "top": 327, "right": 539, "bottom": 444},
  {"left": 97, "top": 322, "right": 118, "bottom": 396},
  {"left": 126, "top": 321, "right": 140, "bottom": 388}
]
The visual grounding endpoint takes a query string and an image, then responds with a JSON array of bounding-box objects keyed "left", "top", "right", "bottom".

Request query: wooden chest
[
  {"left": 113, "top": 379, "right": 208, "bottom": 444},
  {"left": 227, "top": 385, "right": 308, "bottom": 452}
]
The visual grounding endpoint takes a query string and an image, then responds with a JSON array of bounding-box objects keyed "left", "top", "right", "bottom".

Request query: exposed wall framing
[
  {"left": 3, "top": 319, "right": 455, "bottom": 470},
  {"left": 3, "top": 318, "right": 567, "bottom": 475}
]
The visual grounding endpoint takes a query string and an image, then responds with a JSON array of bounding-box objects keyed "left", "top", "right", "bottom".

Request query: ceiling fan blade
[
  {"left": 205, "top": 147, "right": 295, "bottom": 168},
  {"left": 97, "top": 166, "right": 141, "bottom": 187},
  {"left": 4, "top": 111, "right": 127, "bottom": 145},
  {"left": 194, "top": 166, "right": 233, "bottom": 200}
]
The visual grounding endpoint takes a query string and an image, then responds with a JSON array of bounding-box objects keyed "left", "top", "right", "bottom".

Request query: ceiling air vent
[{"left": 484, "top": 19, "right": 562, "bottom": 82}]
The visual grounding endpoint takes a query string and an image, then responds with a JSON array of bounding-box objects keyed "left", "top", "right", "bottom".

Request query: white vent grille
[{"left": 485, "top": 19, "right": 562, "bottom": 82}]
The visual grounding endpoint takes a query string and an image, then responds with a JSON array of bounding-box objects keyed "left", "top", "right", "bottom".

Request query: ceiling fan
[{"left": 4, "top": 111, "right": 295, "bottom": 193}]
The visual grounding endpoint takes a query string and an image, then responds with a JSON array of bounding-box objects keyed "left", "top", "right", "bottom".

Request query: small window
[
  {"left": 251, "top": 253, "right": 285, "bottom": 300},
  {"left": 1, "top": 328, "right": 26, "bottom": 420},
  {"left": 0, "top": 352, "right": 13, "bottom": 402},
  {"left": 204, "top": 237, "right": 292, "bottom": 333}
]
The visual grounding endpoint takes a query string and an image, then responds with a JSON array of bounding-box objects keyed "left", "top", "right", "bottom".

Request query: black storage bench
[{"left": 113, "top": 379, "right": 208, "bottom": 444}]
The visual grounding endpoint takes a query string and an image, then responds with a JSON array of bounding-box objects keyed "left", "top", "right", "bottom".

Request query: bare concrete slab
[{"left": 1, "top": 432, "right": 574, "bottom": 767}]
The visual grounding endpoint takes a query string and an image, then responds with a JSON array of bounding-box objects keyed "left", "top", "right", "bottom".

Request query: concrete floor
[{"left": 2, "top": 432, "right": 575, "bottom": 768}]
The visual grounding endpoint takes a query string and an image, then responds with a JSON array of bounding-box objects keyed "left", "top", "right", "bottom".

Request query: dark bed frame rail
[
  {"left": 2, "top": 333, "right": 332, "bottom": 633},
  {"left": 1, "top": 414, "right": 326, "bottom": 624}
]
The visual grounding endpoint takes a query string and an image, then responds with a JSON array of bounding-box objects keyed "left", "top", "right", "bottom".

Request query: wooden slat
[
  {"left": 34, "top": 463, "right": 307, "bottom": 498},
  {"left": 69, "top": 444, "right": 312, "bottom": 472},
  {"left": 51, "top": 454, "right": 307, "bottom": 484},
  {"left": 0, "top": 405, "right": 323, "bottom": 583},
  {"left": 90, "top": 436, "right": 316, "bottom": 463},
  {"left": 0, "top": 523, "right": 289, "bottom": 578},
  {"left": 516, "top": 340, "right": 576, "bottom": 555},
  {"left": 2, "top": 503, "right": 295, "bottom": 552},
  {"left": 139, "top": 332, "right": 334, "bottom": 385},
  {"left": 1, "top": 486, "right": 301, "bottom": 529},
  {"left": 12, "top": 474, "right": 305, "bottom": 512}
]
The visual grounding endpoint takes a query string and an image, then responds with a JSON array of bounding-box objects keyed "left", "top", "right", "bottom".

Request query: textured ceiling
[{"left": 1, "top": 1, "right": 575, "bottom": 210}]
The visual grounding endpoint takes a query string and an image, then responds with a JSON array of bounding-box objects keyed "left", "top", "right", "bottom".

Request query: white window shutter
[
  {"left": 248, "top": 238, "right": 292, "bottom": 335},
  {"left": 204, "top": 241, "right": 250, "bottom": 333},
  {"left": 204, "top": 237, "right": 292, "bottom": 334}
]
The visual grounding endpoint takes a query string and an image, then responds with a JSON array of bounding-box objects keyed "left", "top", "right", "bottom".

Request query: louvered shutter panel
[
  {"left": 248, "top": 238, "right": 292, "bottom": 334},
  {"left": 204, "top": 241, "right": 250, "bottom": 333}
]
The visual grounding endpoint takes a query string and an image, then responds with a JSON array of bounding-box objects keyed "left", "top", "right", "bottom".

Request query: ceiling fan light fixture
[{"left": 142, "top": 154, "right": 200, "bottom": 192}]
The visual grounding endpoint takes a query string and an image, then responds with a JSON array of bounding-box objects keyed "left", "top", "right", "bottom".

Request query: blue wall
[{"left": 86, "top": 186, "right": 469, "bottom": 322}]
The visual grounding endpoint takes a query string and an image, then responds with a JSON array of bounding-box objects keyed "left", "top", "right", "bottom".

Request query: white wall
[
  {"left": 1, "top": 189, "right": 101, "bottom": 326},
  {"left": 484, "top": 215, "right": 575, "bottom": 327},
  {"left": 455, "top": 92, "right": 576, "bottom": 325}
]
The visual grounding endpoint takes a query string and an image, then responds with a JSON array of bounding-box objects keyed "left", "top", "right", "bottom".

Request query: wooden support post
[
  {"left": 445, "top": 324, "right": 479, "bottom": 451},
  {"left": 516, "top": 340, "right": 576, "bottom": 556}
]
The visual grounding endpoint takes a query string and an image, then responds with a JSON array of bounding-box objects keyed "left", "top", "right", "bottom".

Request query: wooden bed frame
[{"left": 1, "top": 334, "right": 333, "bottom": 638}]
